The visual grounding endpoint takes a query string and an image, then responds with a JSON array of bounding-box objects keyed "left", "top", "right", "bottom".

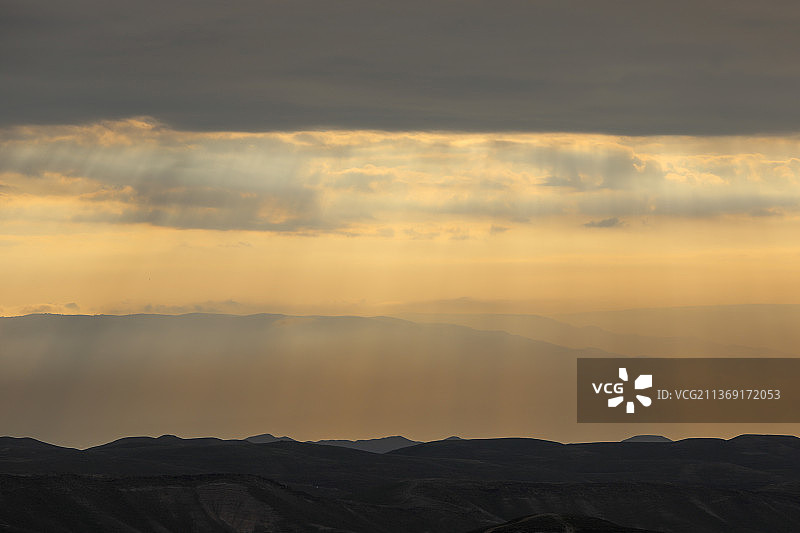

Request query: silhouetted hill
[
  {"left": 0, "top": 474, "right": 385, "bottom": 533},
  {"left": 4, "top": 434, "right": 800, "bottom": 490},
  {"left": 244, "top": 434, "right": 420, "bottom": 453},
  {"left": 393, "top": 435, "right": 800, "bottom": 489},
  {"left": 622, "top": 435, "right": 672, "bottom": 443},
  {"left": 309, "top": 436, "right": 420, "bottom": 453},
  {"left": 391, "top": 437, "right": 564, "bottom": 461},
  {"left": 0, "top": 436, "right": 74, "bottom": 452},
  {"left": 1, "top": 434, "right": 799, "bottom": 531},
  {"left": 245, "top": 434, "right": 296, "bottom": 444}
]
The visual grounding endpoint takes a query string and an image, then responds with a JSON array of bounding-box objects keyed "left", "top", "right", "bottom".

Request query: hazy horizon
[{"left": 1, "top": 310, "right": 798, "bottom": 449}]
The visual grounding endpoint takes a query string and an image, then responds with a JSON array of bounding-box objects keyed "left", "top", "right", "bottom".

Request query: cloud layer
[
  {"left": 3, "top": 1, "right": 800, "bottom": 134},
  {"left": 1, "top": 120, "right": 800, "bottom": 235}
]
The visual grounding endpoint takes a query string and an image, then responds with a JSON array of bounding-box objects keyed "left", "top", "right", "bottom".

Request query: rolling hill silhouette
[
  {"left": 0, "top": 434, "right": 798, "bottom": 531},
  {"left": 1, "top": 312, "right": 798, "bottom": 530},
  {"left": 244, "top": 433, "right": 421, "bottom": 453}
]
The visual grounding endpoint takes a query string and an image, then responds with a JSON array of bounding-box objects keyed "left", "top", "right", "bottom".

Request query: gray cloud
[
  {"left": 750, "top": 208, "right": 783, "bottom": 217},
  {"left": 2, "top": 124, "right": 800, "bottom": 233},
  {"left": 17, "top": 302, "right": 80, "bottom": 314},
  {"left": 485, "top": 138, "right": 668, "bottom": 195},
  {"left": 0, "top": 125, "right": 331, "bottom": 232},
  {"left": 3, "top": 1, "right": 800, "bottom": 134},
  {"left": 404, "top": 228, "right": 439, "bottom": 240},
  {"left": 576, "top": 189, "right": 800, "bottom": 220},
  {"left": 584, "top": 217, "right": 624, "bottom": 228},
  {"left": 490, "top": 225, "right": 510, "bottom": 234}
]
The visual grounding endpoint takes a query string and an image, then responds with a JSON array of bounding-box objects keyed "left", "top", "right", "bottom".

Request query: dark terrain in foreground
[{"left": 1, "top": 435, "right": 799, "bottom": 532}]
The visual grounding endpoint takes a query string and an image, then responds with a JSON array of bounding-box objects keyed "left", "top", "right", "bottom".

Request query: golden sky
[{"left": 1, "top": 118, "right": 800, "bottom": 316}]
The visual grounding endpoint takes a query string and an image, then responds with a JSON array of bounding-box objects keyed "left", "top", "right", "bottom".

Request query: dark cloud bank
[{"left": 3, "top": 0, "right": 800, "bottom": 134}]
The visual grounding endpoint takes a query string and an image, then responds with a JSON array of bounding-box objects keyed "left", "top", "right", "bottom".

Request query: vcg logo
[{"left": 592, "top": 367, "right": 653, "bottom": 414}]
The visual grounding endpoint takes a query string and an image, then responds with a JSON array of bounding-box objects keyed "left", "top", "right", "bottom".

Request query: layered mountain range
[
  {"left": 1, "top": 309, "right": 798, "bottom": 531},
  {"left": 1, "top": 434, "right": 799, "bottom": 532}
]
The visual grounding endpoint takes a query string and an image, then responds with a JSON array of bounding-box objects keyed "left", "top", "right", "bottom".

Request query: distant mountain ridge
[
  {"left": 556, "top": 304, "right": 800, "bottom": 355},
  {"left": 0, "top": 312, "right": 615, "bottom": 448},
  {"left": 244, "top": 433, "right": 295, "bottom": 444},
  {"left": 308, "top": 435, "right": 421, "bottom": 453},
  {"left": 400, "top": 311, "right": 786, "bottom": 356},
  {"left": 243, "top": 433, "right": 663, "bottom": 453},
  {"left": 244, "top": 433, "right": 421, "bottom": 453},
  {"left": 622, "top": 435, "right": 672, "bottom": 443},
  {"left": 3, "top": 310, "right": 794, "bottom": 449}
]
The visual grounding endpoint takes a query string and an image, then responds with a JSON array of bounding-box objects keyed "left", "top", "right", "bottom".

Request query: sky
[
  {"left": 1, "top": 1, "right": 800, "bottom": 443},
  {"left": 3, "top": 1, "right": 800, "bottom": 316},
  {"left": 2, "top": 1, "right": 800, "bottom": 317},
  {"left": 2, "top": 120, "right": 800, "bottom": 316}
]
